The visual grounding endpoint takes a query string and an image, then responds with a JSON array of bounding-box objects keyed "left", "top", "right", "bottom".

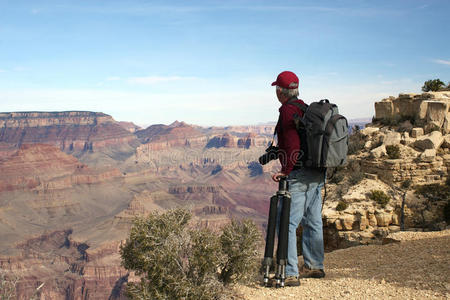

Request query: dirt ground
[{"left": 237, "top": 229, "right": 450, "bottom": 299}]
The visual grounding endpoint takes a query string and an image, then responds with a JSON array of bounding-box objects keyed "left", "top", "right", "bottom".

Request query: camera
[{"left": 258, "top": 143, "right": 279, "bottom": 165}]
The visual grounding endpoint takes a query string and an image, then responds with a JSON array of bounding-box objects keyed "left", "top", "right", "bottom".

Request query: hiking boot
[
  {"left": 284, "top": 276, "right": 300, "bottom": 287},
  {"left": 298, "top": 264, "right": 325, "bottom": 278}
]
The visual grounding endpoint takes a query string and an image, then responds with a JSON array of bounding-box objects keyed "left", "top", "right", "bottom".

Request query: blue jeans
[{"left": 279, "top": 168, "right": 325, "bottom": 276}]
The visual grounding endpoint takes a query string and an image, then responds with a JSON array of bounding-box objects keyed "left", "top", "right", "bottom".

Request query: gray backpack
[{"left": 289, "top": 99, "right": 348, "bottom": 169}]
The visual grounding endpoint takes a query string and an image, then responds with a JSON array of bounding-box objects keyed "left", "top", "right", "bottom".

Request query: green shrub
[
  {"left": 349, "top": 171, "right": 364, "bottom": 185},
  {"left": 422, "top": 79, "right": 445, "bottom": 92},
  {"left": 386, "top": 145, "right": 401, "bottom": 159},
  {"left": 336, "top": 201, "right": 348, "bottom": 211},
  {"left": 219, "top": 219, "right": 260, "bottom": 285},
  {"left": 120, "top": 209, "right": 260, "bottom": 300},
  {"left": 369, "top": 190, "right": 390, "bottom": 208}
]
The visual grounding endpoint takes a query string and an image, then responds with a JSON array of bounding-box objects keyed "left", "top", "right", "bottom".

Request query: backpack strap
[{"left": 286, "top": 98, "right": 308, "bottom": 112}]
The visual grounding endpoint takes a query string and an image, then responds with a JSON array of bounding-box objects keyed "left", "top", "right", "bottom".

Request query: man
[{"left": 271, "top": 71, "right": 326, "bottom": 287}]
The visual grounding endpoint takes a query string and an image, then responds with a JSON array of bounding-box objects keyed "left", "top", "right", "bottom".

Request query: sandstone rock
[
  {"left": 375, "top": 101, "right": 394, "bottom": 119},
  {"left": 420, "top": 149, "right": 436, "bottom": 160},
  {"left": 365, "top": 173, "right": 378, "bottom": 180},
  {"left": 370, "top": 145, "right": 386, "bottom": 158},
  {"left": 334, "top": 219, "right": 343, "bottom": 231},
  {"left": 442, "top": 135, "right": 450, "bottom": 148},
  {"left": 414, "top": 131, "right": 444, "bottom": 150},
  {"left": 368, "top": 213, "right": 377, "bottom": 227},
  {"left": 388, "top": 225, "right": 401, "bottom": 233},
  {"left": 411, "top": 128, "right": 424, "bottom": 138},
  {"left": 426, "top": 101, "right": 448, "bottom": 128},
  {"left": 382, "top": 131, "right": 401, "bottom": 146},
  {"left": 341, "top": 215, "right": 356, "bottom": 231},
  {"left": 443, "top": 115, "right": 450, "bottom": 134},
  {"left": 360, "top": 127, "right": 380, "bottom": 136},
  {"left": 391, "top": 214, "right": 399, "bottom": 226},
  {"left": 364, "top": 140, "right": 372, "bottom": 150},
  {"left": 375, "top": 212, "right": 392, "bottom": 227}
]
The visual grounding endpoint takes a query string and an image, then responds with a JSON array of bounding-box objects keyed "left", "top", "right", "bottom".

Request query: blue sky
[{"left": 1, "top": 0, "right": 449, "bottom": 126}]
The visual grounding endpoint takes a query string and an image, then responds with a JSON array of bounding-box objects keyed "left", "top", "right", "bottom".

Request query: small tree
[{"left": 422, "top": 79, "right": 445, "bottom": 92}]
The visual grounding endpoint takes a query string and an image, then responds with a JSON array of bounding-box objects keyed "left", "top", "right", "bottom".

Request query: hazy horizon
[{"left": 1, "top": 0, "right": 449, "bottom": 126}]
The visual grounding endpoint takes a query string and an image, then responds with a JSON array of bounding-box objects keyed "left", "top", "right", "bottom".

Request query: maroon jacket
[{"left": 275, "top": 98, "right": 306, "bottom": 175}]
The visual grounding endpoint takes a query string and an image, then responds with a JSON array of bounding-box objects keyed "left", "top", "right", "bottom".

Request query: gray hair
[{"left": 277, "top": 86, "right": 299, "bottom": 98}]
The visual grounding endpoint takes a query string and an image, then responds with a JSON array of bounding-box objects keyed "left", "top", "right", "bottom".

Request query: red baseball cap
[{"left": 271, "top": 71, "right": 299, "bottom": 89}]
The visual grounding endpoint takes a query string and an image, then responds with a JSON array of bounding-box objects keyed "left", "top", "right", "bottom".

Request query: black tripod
[{"left": 262, "top": 177, "right": 291, "bottom": 288}]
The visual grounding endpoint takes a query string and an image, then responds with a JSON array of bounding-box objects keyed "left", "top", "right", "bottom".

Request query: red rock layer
[
  {"left": 0, "top": 111, "right": 139, "bottom": 152},
  {"left": 0, "top": 144, "right": 121, "bottom": 192},
  {"left": 136, "top": 121, "right": 207, "bottom": 150}
]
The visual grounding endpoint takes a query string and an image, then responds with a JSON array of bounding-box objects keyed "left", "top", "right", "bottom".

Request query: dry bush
[
  {"left": 386, "top": 145, "right": 401, "bottom": 159},
  {"left": 120, "top": 209, "right": 260, "bottom": 300},
  {"left": 369, "top": 190, "right": 390, "bottom": 208},
  {"left": 336, "top": 201, "right": 348, "bottom": 211},
  {"left": 0, "top": 270, "right": 18, "bottom": 300}
]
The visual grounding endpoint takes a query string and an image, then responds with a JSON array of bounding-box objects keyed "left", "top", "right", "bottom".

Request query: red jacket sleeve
[{"left": 278, "top": 104, "right": 302, "bottom": 175}]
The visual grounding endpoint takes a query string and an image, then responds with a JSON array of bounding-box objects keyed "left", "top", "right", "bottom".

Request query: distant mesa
[
  {"left": 0, "top": 111, "right": 140, "bottom": 156},
  {"left": 118, "top": 121, "right": 142, "bottom": 133}
]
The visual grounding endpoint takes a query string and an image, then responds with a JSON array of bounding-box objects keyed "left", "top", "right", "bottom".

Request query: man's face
[{"left": 276, "top": 87, "right": 286, "bottom": 104}]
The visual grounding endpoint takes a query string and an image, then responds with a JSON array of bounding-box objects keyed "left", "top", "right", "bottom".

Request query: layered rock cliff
[
  {"left": 0, "top": 144, "right": 121, "bottom": 192},
  {"left": 0, "top": 111, "right": 140, "bottom": 155}
]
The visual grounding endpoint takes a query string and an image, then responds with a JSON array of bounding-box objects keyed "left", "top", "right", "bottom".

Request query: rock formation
[
  {"left": 374, "top": 92, "right": 450, "bottom": 133},
  {"left": 0, "top": 111, "right": 140, "bottom": 155},
  {"left": 321, "top": 91, "right": 450, "bottom": 250}
]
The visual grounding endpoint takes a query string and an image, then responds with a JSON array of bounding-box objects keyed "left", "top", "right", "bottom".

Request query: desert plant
[
  {"left": 120, "top": 209, "right": 260, "bottom": 300},
  {"left": 336, "top": 201, "right": 348, "bottom": 211},
  {"left": 349, "top": 171, "right": 364, "bottom": 186},
  {"left": 0, "top": 271, "right": 18, "bottom": 300},
  {"left": 369, "top": 190, "right": 390, "bottom": 208},
  {"left": 422, "top": 79, "right": 445, "bottom": 92},
  {"left": 386, "top": 145, "right": 401, "bottom": 159},
  {"left": 219, "top": 219, "right": 260, "bottom": 285}
]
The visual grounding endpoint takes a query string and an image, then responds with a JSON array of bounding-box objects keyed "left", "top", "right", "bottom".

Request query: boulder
[
  {"left": 360, "top": 127, "right": 380, "bottom": 136},
  {"left": 382, "top": 131, "right": 401, "bottom": 146},
  {"left": 375, "top": 212, "right": 392, "bottom": 227},
  {"left": 368, "top": 213, "right": 377, "bottom": 227},
  {"left": 442, "top": 135, "right": 450, "bottom": 148},
  {"left": 414, "top": 131, "right": 444, "bottom": 150},
  {"left": 411, "top": 127, "right": 424, "bottom": 138},
  {"left": 364, "top": 140, "right": 372, "bottom": 150},
  {"left": 444, "top": 115, "right": 450, "bottom": 134},
  {"left": 341, "top": 215, "right": 355, "bottom": 231},
  {"left": 426, "top": 101, "right": 448, "bottom": 128},
  {"left": 420, "top": 149, "right": 436, "bottom": 158},
  {"left": 370, "top": 145, "right": 386, "bottom": 158}
]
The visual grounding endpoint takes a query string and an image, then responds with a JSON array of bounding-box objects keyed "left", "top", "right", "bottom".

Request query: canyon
[{"left": 1, "top": 92, "right": 449, "bottom": 299}]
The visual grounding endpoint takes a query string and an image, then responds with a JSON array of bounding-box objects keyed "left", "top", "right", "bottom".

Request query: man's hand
[{"left": 272, "top": 172, "right": 287, "bottom": 182}]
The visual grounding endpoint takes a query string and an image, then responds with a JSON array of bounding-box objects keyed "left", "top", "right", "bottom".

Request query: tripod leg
[
  {"left": 263, "top": 195, "right": 278, "bottom": 287},
  {"left": 275, "top": 194, "right": 291, "bottom": 288}
]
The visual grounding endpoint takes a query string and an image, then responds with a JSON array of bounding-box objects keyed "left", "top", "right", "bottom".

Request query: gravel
[{"left": 236, "top": 229, "right": 450, "bottom": 299}]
